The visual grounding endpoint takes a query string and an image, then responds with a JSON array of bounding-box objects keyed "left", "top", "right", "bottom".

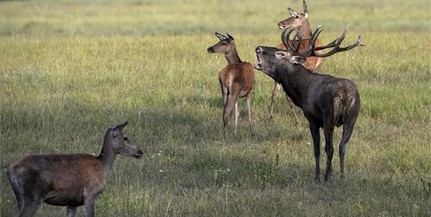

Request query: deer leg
[
  {"left": 223, "top": 94, "right": 239, "bottom": 141},
  {"left": 309, "top": 122, "right": 321, "bottom": 181},
  {"left": 7, "top": 174, "right": 24, "bottom": 213},
  {"left": 67, "top": 206, "right": 77, "bottom": 217},
  {"left": 220, "top": 84, "right": 229, "bottom": 141},
  {"left": 234, "top": 101, "right": 239, "bottom": 134},
  {"left": 269, "top": 81, "right": 282, "bottom": 119},
  {"left": 339, "top": 115, "right": 358, "bottom": 180},
  {"left": 84, "top": 197, "right": 96, "bottom": 217},
  {"left": 246, "top": 93, "right": 253, "bottom": 136},
  {"left": 323, "top": 124, "right": 335, "bottom": 181},
  {"left": 19, "top": 196, "right": 42, "bottom": 217}
]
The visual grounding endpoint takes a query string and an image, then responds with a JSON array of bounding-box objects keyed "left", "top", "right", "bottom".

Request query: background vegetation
[{"left": 1, "top": 0, "right": 430, "bottom": 216}]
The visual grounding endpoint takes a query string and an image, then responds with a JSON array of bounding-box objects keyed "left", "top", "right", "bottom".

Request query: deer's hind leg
[
  {"left": 246, "top": 92, "right": 253, "bottom": 136},
  {"left": 7, "top": 168, "right": 43, "bottom": 217},
  {"left": 18, "top": 194, "right": 43, "bottom": 217},
  {"left": 339, "top": 104, "right": 360, "bottom": 180},
  {"left": 223, "top": 93, "right": 240, "bottom": 142}
]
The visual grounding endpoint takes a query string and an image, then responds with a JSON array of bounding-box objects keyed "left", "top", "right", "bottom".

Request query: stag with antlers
[{"left": 254, "top": 26, "right": 363, "bottom": 181}]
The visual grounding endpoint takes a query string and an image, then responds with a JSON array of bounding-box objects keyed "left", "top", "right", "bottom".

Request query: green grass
[{"left": 1, "top": 0, "right": 431, "bottom": 216}]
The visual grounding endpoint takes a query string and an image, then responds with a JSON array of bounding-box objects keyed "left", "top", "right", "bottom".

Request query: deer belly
[{"left": 44, "top": 189, "right": 84, "bottom": 206}]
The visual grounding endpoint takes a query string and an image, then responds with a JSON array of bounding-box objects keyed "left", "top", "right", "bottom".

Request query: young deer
[
  {"left": 7, "top": 121, "right": 143, "bottom": 217},
  {"left": 270, "top": 0, "right": 325, "bottom": 120},
  {"left": 254, "top": 26, "right": 363, "bottom": 181},
  {"left": 207, "top": 32, "right": 255, "bottom": 141}
]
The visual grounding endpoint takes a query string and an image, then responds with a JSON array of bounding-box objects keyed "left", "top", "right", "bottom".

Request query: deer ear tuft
[
  {"left": 291, "top": 56, "right": 306, "bottom": 65},
  {"left": 226, "top": 33, "right": 234, "bottom": 41},
  {"left": 288, "top": 8, "right": 298, "bottom": 17},
  {"left": 215, "top": 32, "right": 227, "bottom": 41},
  {"left": 275, "top": 51, "right": 288, "bottom": 58}
]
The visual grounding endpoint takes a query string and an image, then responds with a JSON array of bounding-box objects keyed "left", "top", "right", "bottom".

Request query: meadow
[{"left": 1, "top": 0, "right": 430, "bottom": 216}]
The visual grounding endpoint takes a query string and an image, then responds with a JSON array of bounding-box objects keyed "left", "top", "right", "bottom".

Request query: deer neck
[
  {"left": 296, "top": 21, "right": 313, "bottom": 39},
  {"left": 276, "top": 64, "right": 313, "bottom": 108},
  {"left": 97, "top": 137, "right": 117, "bottom": 178},
  {"left": 224, "top": 47, "right": 242, "bottom": 64}
]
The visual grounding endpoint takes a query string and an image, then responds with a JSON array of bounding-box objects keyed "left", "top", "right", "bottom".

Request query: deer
[
  {"left": 270, "top": 0, "right": 325, "bottom": 120},
  {"left": 254, "top": 26, "right": 363, "bottom": 181},
  {"left": 6, "top": 121, "right": 144, "bottom": 217},
  {"left": 207, "top": 32, "right": 255, "bottom": 142}
]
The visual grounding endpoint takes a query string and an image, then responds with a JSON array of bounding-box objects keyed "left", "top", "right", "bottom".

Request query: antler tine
[
  {"left": 281, "top": 27, "right": 299, "bottom": 51},
  {"left": 311, "top": 25, "right": 364, "bottom": 58},
  {"left": 313, "top": 26, "right": 348, "bottom": 52},
  {"left": 306, "top": 25, "right": 324, "bottom": 54}
]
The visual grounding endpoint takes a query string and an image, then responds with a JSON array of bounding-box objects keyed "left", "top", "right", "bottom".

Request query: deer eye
[
  {"left": 295, "top": 15, "right": 299, "bottom": 19},
  {"left": 124, "top": 137, "right": 128, "bottom": 140}
]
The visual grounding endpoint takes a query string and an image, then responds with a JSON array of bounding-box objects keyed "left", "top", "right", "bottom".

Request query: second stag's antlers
[{"left": 282, "top": 25, "right": 364, "bottom": 58}]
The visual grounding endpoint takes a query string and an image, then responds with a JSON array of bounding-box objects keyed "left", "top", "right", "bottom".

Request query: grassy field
[{"left": 1, "top": 0, "right": 430, "bottom": 216}]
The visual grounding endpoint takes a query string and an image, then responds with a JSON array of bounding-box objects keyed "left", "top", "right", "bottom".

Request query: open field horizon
[{"left": 1, "top": 0, "right": 430, "bottom": 216}]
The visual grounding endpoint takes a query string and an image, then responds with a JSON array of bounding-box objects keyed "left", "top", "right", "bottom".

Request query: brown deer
[
  {"left": 6, "top": 121, "right": 143, "bottom": 217},
  {"left": 270, "top": 0, "right": 325, "bottom": 119},
  {"left": 254, "top": 26, "right": 363, "bottom": 181},
  {"left": 207, "top": 32, "right": 255, "bottom": 141}
]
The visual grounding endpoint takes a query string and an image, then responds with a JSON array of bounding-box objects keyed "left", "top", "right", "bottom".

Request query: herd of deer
[
  {"left": 207, "top": 0, "right": 363, "bottom": 182},
  {"left": 6, "top": 1, "right": 363, "bottom": 216}
]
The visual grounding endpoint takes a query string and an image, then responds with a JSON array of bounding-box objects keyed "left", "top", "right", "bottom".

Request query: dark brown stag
[
  {"left": 270, "top": 0, "right": 325, "bottom": 119},
  {"left": 254, "top": 26, "right": 363, "bottom": 181},
  {"left": 207, "top": 32, "right": 255, "bottom": 141},
  {"left": 7, "top": 122, "right": 144, "bottom": 217}
]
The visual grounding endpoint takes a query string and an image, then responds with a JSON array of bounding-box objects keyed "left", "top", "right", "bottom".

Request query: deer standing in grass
[
  {"left": 254, "top": 26, "right": 363, "bottom": 181},
  {"left": 270, "top": 0, "right": 325, "bottom": 120},
  {"left": 207, "top": 32, "right": 255, "bottom": 141},
  {"left": 6, "top": 121, "right": 143, "bottom": 217}
]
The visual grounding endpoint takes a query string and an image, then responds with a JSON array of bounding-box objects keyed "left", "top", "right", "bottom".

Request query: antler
[
  {"left": 281, "top": 27, "right": 304, "bottom": 53},
  {"left": 310, "top": 25, "right": 364, "bottom": 57},
  {"left": 282, "top": 25, "right": 364, "bottom": 58}
]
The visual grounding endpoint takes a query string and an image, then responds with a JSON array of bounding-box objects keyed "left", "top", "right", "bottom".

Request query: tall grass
[{"left": 1, "top": 0, "right": 430, "bottom": 216}]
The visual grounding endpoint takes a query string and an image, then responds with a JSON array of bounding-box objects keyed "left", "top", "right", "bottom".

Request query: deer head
[
  {"left": 278, "top": 0, "right": 309, "bottom": 29},
  {"left": 109, "top": 121, "right": 143, "bottom": 158},
  {"left": 207, "top": 32, "right": 236, "bottom": 54}
]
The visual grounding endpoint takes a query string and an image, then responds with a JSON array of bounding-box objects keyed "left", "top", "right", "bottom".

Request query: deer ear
[
  {"left": 290, "top": 56, "right": 306, "bottom": 65},
  {"left": 112, "top": 121, "right": 127, "bottom": 137},
  {"left": 302, "top": 0, "right": 308, "bottom": 16},
  {"left": 215, "top": 32, "right": 227, "bottom": 41},
  {"left": 114, "top": 121, "right": 128, "bottom": 132},
  {"left": 288, "top": 7, "right": 298, "bottom": 17},
  {"left": 275, "top": 51, "right": 288, "bottom": 59},
  {"left": 226, "top": 33, "right": 234, "bottom": 41}
]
